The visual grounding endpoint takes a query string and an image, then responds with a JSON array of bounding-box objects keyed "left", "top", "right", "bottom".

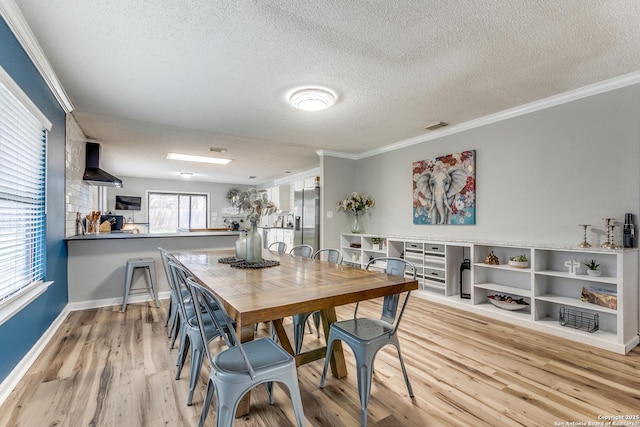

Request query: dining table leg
[
  {"left": 320, "top": 307, "right": 348, "bottom": 378},
  {"left": 235, "top": 322, "right": 256, "bottom": 418}
]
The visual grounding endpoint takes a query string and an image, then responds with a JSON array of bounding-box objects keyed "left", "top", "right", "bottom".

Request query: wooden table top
[{"left": 173, "top": 248, "right": 419, "bottom": 325}]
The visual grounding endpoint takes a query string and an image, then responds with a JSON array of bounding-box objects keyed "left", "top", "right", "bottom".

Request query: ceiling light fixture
[
  {"left": 180, "top": 172, "right": 193, "bottom": 178},
  {"left": 167, "top": 153, "right": 232, "bottom": 164},
  {"left": 289, "top": 87, "right": 336, "bottom": 111}
]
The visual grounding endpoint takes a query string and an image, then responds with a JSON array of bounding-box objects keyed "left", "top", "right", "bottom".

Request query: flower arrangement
[
  {"left": 232, "top": 188, "right": 278, "bottom": 222},
  {"left": 337, "top": 192, "right": 375, "bottom": 215}
]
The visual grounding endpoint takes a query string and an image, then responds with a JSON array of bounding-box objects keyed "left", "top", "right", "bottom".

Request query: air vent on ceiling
[{"left": 425, "top": 122, "right": 449, "bottom": 131}]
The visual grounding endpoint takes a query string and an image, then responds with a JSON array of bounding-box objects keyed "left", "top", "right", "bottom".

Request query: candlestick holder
[
  {"left": 578, "top": 224, "right": 591, "bottom": 248},
  {"left": 601, "top": 218, "right": 618, "bottom": 249}
]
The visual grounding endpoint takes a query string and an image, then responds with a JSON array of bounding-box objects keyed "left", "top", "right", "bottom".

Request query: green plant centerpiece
[
  {"left": 508, "top": 254, "right": 528, "bottom": 268},
  {"left": 232, "top": 188, "right": 278, "bottom": 263}
]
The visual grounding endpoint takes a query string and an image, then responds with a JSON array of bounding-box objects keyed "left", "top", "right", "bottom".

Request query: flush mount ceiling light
[
  {"left": 167, "top": 153, "right": 232, "bottom": 165},
  {"left": 180, "top": 172, "right": 193, "bottom": 178},
  {"left": 289, "top": 87, "right": 336, "bottom": 111}
]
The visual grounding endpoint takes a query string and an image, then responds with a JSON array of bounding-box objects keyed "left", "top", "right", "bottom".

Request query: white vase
[
  {"left": 351, "top": 212, "right": 363, "bottom": 234},
  {"left": 587, "top": 269, "right": 601, "bottom": 277},
  {"left": 235, "top": 231, "right": 247, "bottom": 260},
  {"left": 245, "top": 220, "right": 262, "bottom": 264}
]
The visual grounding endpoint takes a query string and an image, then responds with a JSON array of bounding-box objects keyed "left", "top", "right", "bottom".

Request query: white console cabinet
[{"left": 341, "top": 233, "right": 639, "bottom": 354}]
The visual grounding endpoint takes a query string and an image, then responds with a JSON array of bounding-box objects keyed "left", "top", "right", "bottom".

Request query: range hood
[{"left": 83, "top": 142, "right": 123, "bottom": 188}]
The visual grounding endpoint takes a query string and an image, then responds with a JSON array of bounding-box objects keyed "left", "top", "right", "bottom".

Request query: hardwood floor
[{"left": 2, "top": 296, "right": 639, "bottom": 426}]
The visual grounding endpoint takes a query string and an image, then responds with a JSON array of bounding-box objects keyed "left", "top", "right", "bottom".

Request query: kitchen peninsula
[{"left": 65, "top": 231, "right": 240, "bottom": 308}]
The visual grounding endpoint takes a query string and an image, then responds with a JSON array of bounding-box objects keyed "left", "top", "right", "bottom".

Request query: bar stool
[{"left": 122, "top": 258, "right": 160, "bottom": 312}]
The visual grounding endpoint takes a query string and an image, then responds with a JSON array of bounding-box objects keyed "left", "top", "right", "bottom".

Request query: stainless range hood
[{"left": 83, "top": 142, "right": 123, "bottom": 188}]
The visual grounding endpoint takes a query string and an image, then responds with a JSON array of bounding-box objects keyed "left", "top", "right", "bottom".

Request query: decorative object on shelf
[
  {"left": 459, "top": 258, "right": 471, "bottom": 299},
  {"left": 487, "top": 295, "right": 529, "bottom": 311},
  {"left": 413, "top": 150, "right": 476, "bottom": 225},
  {"left": 559, "top": 307, "right": 599, "bottom": 333},
  {"left": 623, "top": 213, "right": 635, "bottom": 248},
  {"left": 232, "top": 188, "right": 279, "bottom": 263},
  {"left": 564, "top": 259, "right": 580, "bottom": 275},
  {"left": 337, "top": 192, "right": 375, "bottom": 234},
  {"left": 371, "top": 237, "right": 383, "bottom": 251},
  {"left": 581, "top": 286, "right": 617, "bottom": 309},
  {"left": 353, "top": 251, "right": 360, "bottom": 262},
  {"left": 578, "top": 224, "right": 591, "bottom": 248},
  {"left": 349, "top": 242, "right": 362, "bottom": 248},
  {"left": 584, "top": 259, "right": 601, "bottom": 277},
  {"left": 601, "top": 218, "right": 618, "bottom": 249},
  {"left": 508, "top": 254, "right": 529, "bottom": 268},
  {"left": 484, "top": 251, "right": 499, "bottom": 265}
]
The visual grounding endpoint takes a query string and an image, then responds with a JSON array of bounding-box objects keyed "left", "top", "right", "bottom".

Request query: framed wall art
[{"left": 413, "top": 150, "right": 476, "bottom": 225}]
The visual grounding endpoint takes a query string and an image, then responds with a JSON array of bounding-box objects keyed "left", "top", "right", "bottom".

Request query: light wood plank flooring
[{"left": 1, "top": 296, "right": 639, "bottom": 426}]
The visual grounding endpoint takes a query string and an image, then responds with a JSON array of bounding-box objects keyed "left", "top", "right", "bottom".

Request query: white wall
[{"left": 322, "top": 83, "right": 640, "bottom": 248}]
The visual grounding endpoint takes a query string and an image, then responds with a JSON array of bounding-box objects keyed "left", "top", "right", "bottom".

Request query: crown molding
[
  {"left": 315, "top": 149, "right": 358, "bottom": 160},
  {"left": 356, "top": 70, "right": 640, "bottom": 160},
  {"left": 0, "top": 0, "right": 74, "bottom": 113}
]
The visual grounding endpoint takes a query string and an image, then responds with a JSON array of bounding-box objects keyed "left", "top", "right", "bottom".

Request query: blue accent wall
[{"left": 0, "top": 16, "right": 68, "bottom": 383}]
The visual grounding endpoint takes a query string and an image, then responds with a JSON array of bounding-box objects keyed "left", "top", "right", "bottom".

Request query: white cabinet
[
  {"left": 341, "top": 233, "right": 639, "bottom": 354},
  {"left": 268, "top": 185, "right": 290, "bottom": 212}
]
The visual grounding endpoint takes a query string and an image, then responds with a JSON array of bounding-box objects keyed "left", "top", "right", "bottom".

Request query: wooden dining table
[{"left": 173, "top": 248, "right": 418, "bottom": 417}]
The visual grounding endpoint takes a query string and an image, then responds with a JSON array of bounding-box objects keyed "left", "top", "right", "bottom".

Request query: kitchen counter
[
  {"left": 65, "top": 230, "right": 239, "bottom": 241},
  {"left": 66, "top": 231, "right": 240, "bottom": 307}
]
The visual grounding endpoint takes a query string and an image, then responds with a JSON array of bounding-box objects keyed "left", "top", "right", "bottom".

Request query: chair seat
[
  {"left": 214, "top": 338, "right": 293, "bottom": 376},
  {"left": 331, "top": 318, "right": 394, "bottom": 341}
]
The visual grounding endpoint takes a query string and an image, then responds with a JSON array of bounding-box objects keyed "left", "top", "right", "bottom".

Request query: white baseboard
[
  {"left": 66, "top": 291, "right": 170, "bottom": 311},
  {"left": 0, "top": 304, "right": 70, "bottom": 406},
  {"left": 0, "top": 291, "right": 170, "bottom": 407}
]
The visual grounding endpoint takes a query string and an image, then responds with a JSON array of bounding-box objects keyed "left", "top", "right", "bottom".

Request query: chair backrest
[
  {"left": 365, "top": 257, "right": 416, "bottom": 327},
  {"left": 186, "top": 277, "right": 257, "bottom": 379},
  {"left": 289, "top": 244, "right": 314, "bottom": 258},
  {"left": 313, "top": 248, "right": 343, "bottom": 264},
  {"left": 167, "top": 259, "right": 197, "bottom": 326},
  {"left": 158, "top": 247, "right": 172, "bottom": 287},
  {"left": 268, "top": 241, "right": 287, "bottom": 255}
]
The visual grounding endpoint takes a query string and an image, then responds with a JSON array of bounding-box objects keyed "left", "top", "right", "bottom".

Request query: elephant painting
[{"left": 413, "top": 151, "right": 476, "bottom": 225}]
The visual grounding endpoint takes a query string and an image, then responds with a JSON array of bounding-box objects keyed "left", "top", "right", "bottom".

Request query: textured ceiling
[{"left": 13, "top": 0, "right": 640, "bottom": 184}]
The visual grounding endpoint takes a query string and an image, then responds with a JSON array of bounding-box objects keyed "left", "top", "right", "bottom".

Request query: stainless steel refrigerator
[{"left": 293, "top": 185, "right": 320, "bottom": 250}]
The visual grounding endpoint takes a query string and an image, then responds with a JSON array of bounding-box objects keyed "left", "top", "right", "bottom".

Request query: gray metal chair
[
  {"left": 168, "top": 259, "right": 235, "bottom": 406},
  {"left": 186, "top": 277, "right": 305, "bottom": 427},
  {"left": 292, "top": 249, "right": 343, "bottom": 354},
  {"left": 319, "top": 257, "right": 415, "bottom": 427},
  {"left": 289, "top": 244, "right": 314, "bottom": 258},
  {"left": 268, "top": 241, "right": 287, "bottom": 254},
  {"left": 159, "top": 247, "right": 189, "bottom": 348}
]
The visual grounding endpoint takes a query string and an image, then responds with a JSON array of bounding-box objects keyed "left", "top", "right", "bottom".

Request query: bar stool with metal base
[{"left": 122, "top": 258, "right": 160, "bottom": 312}]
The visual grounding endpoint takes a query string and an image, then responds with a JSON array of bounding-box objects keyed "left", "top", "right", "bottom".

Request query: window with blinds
[{"left": 0, "top": 74, "right": 48, "bottom": 306}]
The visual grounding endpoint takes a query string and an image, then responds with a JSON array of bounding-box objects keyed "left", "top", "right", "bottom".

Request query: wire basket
[{"left": 559, "top": 307, "right": 599, "bottom": 333}]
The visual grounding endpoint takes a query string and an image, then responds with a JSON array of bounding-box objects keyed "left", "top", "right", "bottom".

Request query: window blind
[{"left": 0, "top": 78, "right": 47, "bottom": 304}]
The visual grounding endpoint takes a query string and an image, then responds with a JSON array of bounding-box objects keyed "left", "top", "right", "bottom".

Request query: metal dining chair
[
  {"left": 319, "top": 257, "right": 416, "bottom": 427},
  {"left": 292, "top": 248, "right": 343, "bottom": 354},
  {"left": 168, "top": 259, "right": 235, "bottom": 406},
  {"left": 268, "top": 241, "right": 287, "bottom": 254},
  {"left": 186, "top": 277, "right": 306, "bottom": 427},
  {"left": 289, "top": 244, "right": 314, "bottom": 258},
  {"left": 158, "top": 247, "right": 189, "bottom": 348}
]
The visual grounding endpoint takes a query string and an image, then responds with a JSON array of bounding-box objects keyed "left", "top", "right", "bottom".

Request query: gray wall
[
  {"left": 322, "top": 83, "right": 640, "bottom": 247},
  {"left": 320, "top": 156, "right": 357, "bottom": 249},
  {"left": 107, "top": 176, "right": 250, "bottom": 227}
]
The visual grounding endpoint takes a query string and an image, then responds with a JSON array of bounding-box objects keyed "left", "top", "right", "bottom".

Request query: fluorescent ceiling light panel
[{"left": 167, "top": 153, "right": 232, "bottom": 164}]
